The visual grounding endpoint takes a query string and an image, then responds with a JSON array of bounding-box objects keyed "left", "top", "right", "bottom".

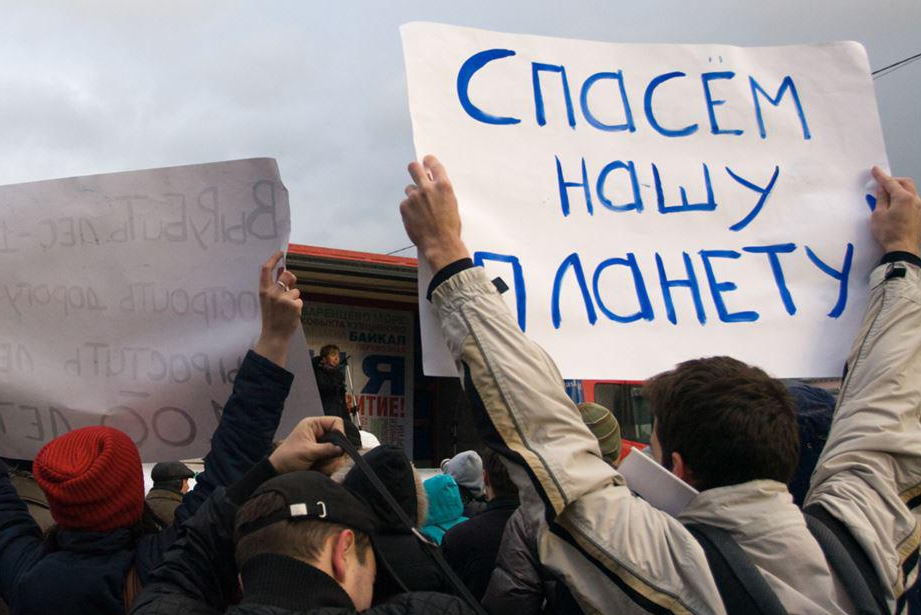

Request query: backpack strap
[
  {"left": 685, "top": 523, "right": 789, "bottom": 615},
  {"left": 803, "top": 504, "right": 889, "bottom": 615},
  {"left": 320, "top": 430, "right": 489, "bottom": 615}
]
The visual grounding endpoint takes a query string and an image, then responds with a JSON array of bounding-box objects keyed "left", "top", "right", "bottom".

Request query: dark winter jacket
[
  {"left": 131, "top": 460, "right": 476, "bottom": 615},
  {"left": 441, "top": 496, "right": 518, "bottom": 601},
  {"left": 457, "top": 485, "right": 487, "bottom": 519},
  {"left": 0, "top": 350, "right": 291, "bottom": 615},
  {"left": 146, "top": 488, "right": 184, "bottom": 527},
  {"left": 312, "top": 356, "right": 349, "bottom": 422},
  {"left": 481, "top": 507, "right": 583, "bottom": 615}
]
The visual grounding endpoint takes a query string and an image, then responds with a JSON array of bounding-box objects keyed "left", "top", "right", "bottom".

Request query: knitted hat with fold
[
  {"left": 578, "top": 402, "right": 622, "bottom": 466},
  {"left": 439, "top": 451, "right": 485, "bottom": 497},
  {"left": 33, "top": 426, "right": 144, "bottom": 532}
]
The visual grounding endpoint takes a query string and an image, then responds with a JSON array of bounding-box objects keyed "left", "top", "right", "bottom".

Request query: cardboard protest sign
[
  {"left": 401, "top": 23, "right": 888, "bottom": 379},
  {"left": 303, "top": 302, "right": 415, "bottom": 458},
  {"left": 0, "top": 159, "right": 320, "bottom": 461}
]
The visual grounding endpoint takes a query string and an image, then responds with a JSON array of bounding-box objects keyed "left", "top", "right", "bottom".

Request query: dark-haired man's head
[
  {"left": 645, "top": 356, "right": 799, "bottom": 491},
  {"left": 234, "top": 473, "right": 377, "bottom": 611},
  {"left": 320, "top": 344, "right": 341, "bottom": 368},
  {"left": 481, "top": 448, "right": 517, "bottom": 501}
]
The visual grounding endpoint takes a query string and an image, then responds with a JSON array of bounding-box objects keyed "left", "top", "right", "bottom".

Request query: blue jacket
[
  {"left": 0, "top": 350, "right": 292, "bottom": 615},
  {"left": 421, "top": 474, "right": 467, "bottom": 545}
]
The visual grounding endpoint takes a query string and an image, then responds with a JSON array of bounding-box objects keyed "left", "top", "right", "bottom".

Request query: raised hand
[
  {"left": 268, "top": 415, "right": 344, "bottom": 474},
  {"left": 254, "top": 250, "right": 303, "bottom": 367},
  {"left": 400, "top": 155, "right": 470, "bottom": 271},
  {"left": 871, "top": 166, "right": 921, "bottom": 257}
]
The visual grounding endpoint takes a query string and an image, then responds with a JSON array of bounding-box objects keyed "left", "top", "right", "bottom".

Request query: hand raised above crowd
[
  {"left": 871, "top": 166, "right": 921, "bottom": 257},
  {"left": 400, "top": 155, "right": 470, "bottom": 271},
  {"left": 268, "top": 416, "right": 344, "bottom": 475},
  {"left": 253, "top": 250, "right": 303, "bottom": 367}
]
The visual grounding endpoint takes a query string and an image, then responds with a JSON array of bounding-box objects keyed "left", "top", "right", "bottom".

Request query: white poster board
[
  {"left": 0, "top": 159, "right": 320, "bottom": 461},
  {"left": 402, "top": 22, "right": 888, "bottom": 380},
  {"left": 304, "top": 302, "right": 415, "bottom": 459}
]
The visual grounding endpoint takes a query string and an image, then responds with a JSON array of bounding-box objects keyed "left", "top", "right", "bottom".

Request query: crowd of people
[{"left": 0, "top": 160, "right": 918, "bottom": 615}]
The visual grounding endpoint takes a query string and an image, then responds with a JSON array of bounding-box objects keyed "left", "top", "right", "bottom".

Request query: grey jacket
[
  {"left": 482, "top": 507, "right": 553, "bottom": 615},
  {"left": 431, "top": 261, "right": 921, "bottom": 615}
]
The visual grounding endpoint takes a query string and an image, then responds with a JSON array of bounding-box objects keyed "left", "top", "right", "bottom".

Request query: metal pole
[{"left": 344, "top": 360, "right": 362, "bottom": 429}]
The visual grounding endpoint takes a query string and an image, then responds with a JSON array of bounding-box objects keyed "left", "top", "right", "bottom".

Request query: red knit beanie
[{"left": 33, "top": 426, "right": 144, "bottom": 532}]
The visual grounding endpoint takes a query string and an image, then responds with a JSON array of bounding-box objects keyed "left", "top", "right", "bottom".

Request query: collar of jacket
[
  {"left": 678, "top": 479, "right": 799, "bottom": 531},
  {"left": 240, "top": 553, "right": 355, "bottom": 611},
  {"left": 146, "top": 487, "right": 183, "bottom": 502},
  {"left": 54, "top": 527, "right": 135, "bottom": 554},
  {"left": 485, "top": 495, "right": 519, "bottom": 512}
]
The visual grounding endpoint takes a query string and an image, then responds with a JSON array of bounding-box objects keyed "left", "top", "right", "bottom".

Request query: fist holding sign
[{"left": 401, "top": 23, "right": 889, "bottom": 379}]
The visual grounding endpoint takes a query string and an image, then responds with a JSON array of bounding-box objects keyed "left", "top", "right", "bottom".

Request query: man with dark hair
[
  {"left": 645, "top": 356, "right": 800, "bottom": 490},
  {"left": 132, "top": 416, "right": 475, "bottom": 615},
  {"left": 400, "top": 156, "right": 921, "bottom": 614},
  {"left": 441, "top": 448, "right": 519, "bottom": 600},
  {"left": 313, "top": 344, "right": 349, "bottom": 420},
  {"left": 312, "top": 344, "right": 365, "bottom": 448}
]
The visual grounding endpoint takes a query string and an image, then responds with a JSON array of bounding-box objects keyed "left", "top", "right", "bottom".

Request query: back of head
[
  {"left": 33, "top": 426, "right": 144, "bottom": 532},
  {"left": 481, "top": 448, "right": 517, "bottom": 499},
  {"left": 577, "top": 402, "right": 622, "bottom": 466},
  {"left": 423, "top": 474, "right": 465, "bottom": 524},
  {"left": 235, "top": 491, "right": 372, "bottom": 570},
  {"left": 340, "top": 444, "right": 426, "bottom": 529},
  {"left": 440, "top": 450, "right": 484, "bottom": 497},
  {"left": 234, "top": 471, "right": 380, "bottom": 610},
  {"left": 645, "top": 356, "right": 798, "bottom": 491},
  {"left": 150, "top": 461, "right": 194, "bottom": 492}
]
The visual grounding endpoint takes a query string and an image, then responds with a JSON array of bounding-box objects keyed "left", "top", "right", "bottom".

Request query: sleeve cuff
[
  {"left": 226, "top": 457, "right": 278, "bottom": 505},
  {"left": 880, "top": 251, "right": 921, "bottom": 269},
  {"left": 427, "top": 258, "right": 475, "bottom": 301},
  {"left": 241, "top": 350, "right": 295, "bottom": 390}
]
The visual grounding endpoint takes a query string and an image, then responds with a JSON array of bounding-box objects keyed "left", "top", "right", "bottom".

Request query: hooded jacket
[
  {"left": 0, "top": 350, "right": 290, "bottom": 615},
  {"left": 430, "top": 261, "right": 921, "bottom": 615},
  {"left": 420, "top": 475, "right": 467, "bottom": 545}
]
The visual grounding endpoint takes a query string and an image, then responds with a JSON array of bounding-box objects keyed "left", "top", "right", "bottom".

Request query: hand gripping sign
[
  {"left": 401, "top": 22, "right": 888, "bottom": 379},
  {"left": 0, "top": 159, "right": 320, "bottom": 461}
]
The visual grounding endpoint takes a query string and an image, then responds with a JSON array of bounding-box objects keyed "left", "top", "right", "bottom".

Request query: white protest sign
[
  {"left": 0, "top": 159, "right": 320, "bottom": 461},
  {"left": 401, "top": 23, "right": 887, "bottom": 379}
]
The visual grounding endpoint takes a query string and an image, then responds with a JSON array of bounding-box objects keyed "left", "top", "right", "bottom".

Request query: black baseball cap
[{"left": 236, "top": 470, "right": 406, "bottom": 597}]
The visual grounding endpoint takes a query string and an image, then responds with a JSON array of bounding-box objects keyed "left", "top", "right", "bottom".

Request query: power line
[
  {"left": 872, "top": 51, "right": 921, "bottom": 79},
  {"left": 386, "top": 244, "right": 415, "bottom": 256}
]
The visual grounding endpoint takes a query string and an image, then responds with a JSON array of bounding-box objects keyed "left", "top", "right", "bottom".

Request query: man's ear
[
  {"left": 331, "top": 529, "right": 355, "bottom": 583},
  {"left": 670, "top": 452, "right": 694, "bottom": 486}
]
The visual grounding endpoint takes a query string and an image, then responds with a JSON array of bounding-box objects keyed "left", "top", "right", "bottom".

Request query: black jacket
[
  {"left": 312, "top": 357, "right": 349, "bottom": 422},
  {"left": 440, "top": 496, "right": 518, "bottom": 601},
  {"left": 131, "top": 461, "right": 475, "bottom": 615},
  {"left": 0, "top": 350, "right": 291, "bottom": 615}
]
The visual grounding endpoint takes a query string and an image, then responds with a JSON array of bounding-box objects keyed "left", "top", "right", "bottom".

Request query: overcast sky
[{"left": 0, "top": 1, "right": 916, "bottom": 254}]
